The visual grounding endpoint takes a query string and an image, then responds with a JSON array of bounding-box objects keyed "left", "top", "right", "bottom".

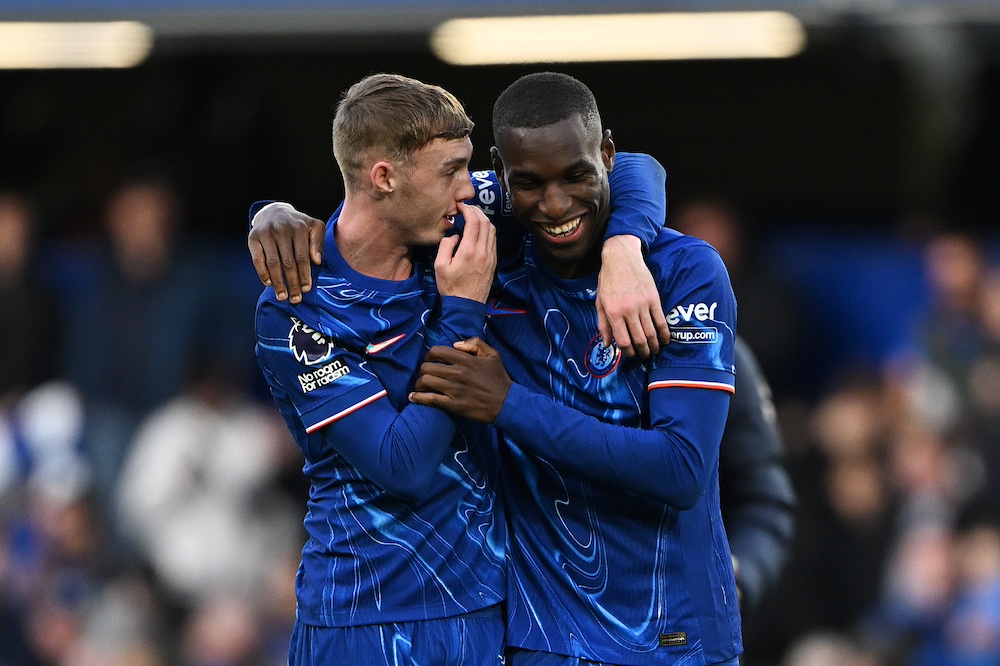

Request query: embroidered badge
[{"left": 584, "top": 334, "right": 621, "bottom": 378}]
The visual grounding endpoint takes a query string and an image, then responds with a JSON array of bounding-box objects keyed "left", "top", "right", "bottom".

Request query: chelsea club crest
[{"left": 585, "top": 334, "right": 621, "bottom": 378}]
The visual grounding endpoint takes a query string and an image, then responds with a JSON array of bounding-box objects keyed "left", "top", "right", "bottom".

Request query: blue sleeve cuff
[
  {"left": 438, "top": 296, "right": 487, "bottom": 344},
  {"left": 495, "top": 382, "right": 538, "bottom": 429}
]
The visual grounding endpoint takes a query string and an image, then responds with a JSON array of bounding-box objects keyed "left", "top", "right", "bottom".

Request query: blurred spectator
[
  {"left": 115, "top": 360, "right": 302, "bottom": 613},
  {"left": 0, "top": 380, "right": 89, "bottom": 508},
  {"left": 743, "top": 372, "right": 898, "bottom": 664},
  {"left": 0, "top": 190, "right": 61, "bottom": 403},
  {"left": 672, "top": 198, "right": 805, "bottom": 400},
  {"left": 781, "top": 630, "right": 882, "bottom": 666},
  {"left": 938, "top": 509, "right": 1000, "bottom": 666},
  {"left": 899, "top": 231, "right": 991, "bottom": 435},
  {"left": 967, "top": 267, "right": 1000, "bottom": 504},
  {"left": 180, "top": 596, "right": 266, "bottom": 666},
  {"left": 55, "top": 170, "right": 218, "bottom": 514}
]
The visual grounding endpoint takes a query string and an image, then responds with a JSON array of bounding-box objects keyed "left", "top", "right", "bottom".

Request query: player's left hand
[
  {"left": 597, "top": 235, "right": 670, "bottom": 358},
  {"left": 410, "top": 338, "right": 512, "bottom": 423}
]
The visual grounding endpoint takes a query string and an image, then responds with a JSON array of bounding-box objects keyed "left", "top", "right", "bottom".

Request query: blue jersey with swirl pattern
[
  {"left": 254, "top": 206, "right": 505, "bottom": 628},
  {"left": 476, "top": 163, "right": 744, "bottom": 665}
]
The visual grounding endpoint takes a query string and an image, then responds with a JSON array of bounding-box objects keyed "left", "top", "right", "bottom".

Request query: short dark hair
[
  {"left": 492, "top": 72, "right": 601, "bottom": 143},
  {"left": 333, "top": 73, "right": 474, "bottom": 192}
]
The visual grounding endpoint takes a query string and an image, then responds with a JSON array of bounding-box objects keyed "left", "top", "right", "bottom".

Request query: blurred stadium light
[
  {"left": 430, "top": 12, "right": 807, "bottom": 64},
  {"left": 0, "top": 21, "right": 152, "bottom": 69}
]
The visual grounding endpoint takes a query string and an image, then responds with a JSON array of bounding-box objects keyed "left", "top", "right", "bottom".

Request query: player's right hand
[
  {"left": 434, "top": 202, "right": 497, "bottom": 304},
  {"left": 248, "top": 202, "right": 326, "bottom": 303}
]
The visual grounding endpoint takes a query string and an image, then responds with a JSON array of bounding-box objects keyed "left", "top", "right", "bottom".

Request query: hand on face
[{"left": 433, "top": 202, "right": 497, "bottom": 304}]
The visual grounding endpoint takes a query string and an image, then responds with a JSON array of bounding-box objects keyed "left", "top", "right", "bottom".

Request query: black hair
[{"left": 492, "top": 72, "right": 601, "bottom": 144}]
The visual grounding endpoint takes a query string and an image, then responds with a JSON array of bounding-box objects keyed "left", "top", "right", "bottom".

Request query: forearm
[
  {"left": 605, "top": 151, "right": 666, "bottom": 247},
  {"left": 325, "top": 396, "right": 457, "bottom": 502},
  {"left": 495, "top": 383, "right": 729, "bottom": 508}
]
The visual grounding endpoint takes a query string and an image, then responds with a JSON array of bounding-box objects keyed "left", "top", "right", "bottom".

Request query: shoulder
[{"left": 648, "top": 228, "right": 730, "bottom": 283}]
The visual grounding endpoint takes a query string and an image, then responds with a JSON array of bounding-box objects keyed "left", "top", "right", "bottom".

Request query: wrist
[
  {"left": 602, "top": 234, "right": 643, "bottom": 257},
  {"left": 249, "top": 201, "right": 290, "bottom": 229}
]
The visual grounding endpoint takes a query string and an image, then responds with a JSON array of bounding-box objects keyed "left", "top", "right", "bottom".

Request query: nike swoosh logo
[
  {"left": 365, "top": 333, "right": 407, "bottom": 355},
  {"left": 486, "top": 299, "right": 527, "bottom": 316}
]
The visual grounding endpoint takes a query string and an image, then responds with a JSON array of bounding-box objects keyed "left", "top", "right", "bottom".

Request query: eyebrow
[
  {"left": 440, "top": 155, "right": 470, "bottom": 172},
  {"left": 507, "top": 159, "right": 594, "bottom": 180}
]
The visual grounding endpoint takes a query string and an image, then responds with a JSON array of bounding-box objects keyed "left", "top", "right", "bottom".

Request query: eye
[{"left": 565, "top": 171, "right": 591, "bottom": 183}]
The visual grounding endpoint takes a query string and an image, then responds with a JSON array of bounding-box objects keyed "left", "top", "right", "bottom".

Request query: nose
[
  {"left": 538, "top": 184, "right": 571, "bottom": 221},
  {"left": 456, "top": 172, "right": 475, "bottom": 203}
]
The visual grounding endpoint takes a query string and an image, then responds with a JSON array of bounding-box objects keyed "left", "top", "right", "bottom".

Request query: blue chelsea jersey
[
  {"left": 254, "top": 206, "right": 505, "bottom": 628},
  {"left": 474, "top": 165, "right": 743, "bottom": 665}
]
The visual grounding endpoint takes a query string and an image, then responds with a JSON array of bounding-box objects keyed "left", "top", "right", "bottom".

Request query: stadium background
[{"left": 2, "top": 1, "right": 1000, "bottom": 664}]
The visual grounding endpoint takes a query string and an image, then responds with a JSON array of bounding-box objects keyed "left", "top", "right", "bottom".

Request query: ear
[
  {"left": 370, "top": 161, "right": 395, "bottom": 194},
  {"left": 600, "top": 129, "right": 616, "bottom": 171},
  {"left": 490, "top": 146, "right": 507, "bottom": 190}
]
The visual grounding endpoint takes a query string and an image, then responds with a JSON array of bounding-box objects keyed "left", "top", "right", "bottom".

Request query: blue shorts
[
  {"left": 288, "top": 604, "right": 504, "bottom": 666},
  {"left": 506, "top": 648, "right": 741, "bottom": 666}
]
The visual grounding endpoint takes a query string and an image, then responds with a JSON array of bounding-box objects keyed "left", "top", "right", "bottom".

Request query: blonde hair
[{"left": 332, "top": 73, "right": 474, "bottom": 192}]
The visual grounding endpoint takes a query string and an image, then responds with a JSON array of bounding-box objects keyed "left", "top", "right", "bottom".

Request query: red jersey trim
[
  {"left": 647, "top": 380, "right": 735, "bottom": 393},
  {"left": 305, "top": 389, "right": 388, "bottom": 433}
]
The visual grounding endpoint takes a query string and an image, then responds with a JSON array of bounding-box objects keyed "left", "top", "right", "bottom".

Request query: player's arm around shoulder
[{"left": 248, "top": 201, "right": 326, "bottom": 304}]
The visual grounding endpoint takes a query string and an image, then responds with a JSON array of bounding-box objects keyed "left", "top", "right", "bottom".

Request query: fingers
[
  {"left": 408, "top": 389, "right": 447, "bottom": 409},
  {"left": 636, "top": 309, "right": 660, "bottom": 358},
  {"left": 250, "top": 226, "right": 308, "bottom": 302},
  {"left": 308, "top": 218, "right": 326, "bottom": 266},
  {"left": 651, "top": 302, "right": 671, "bottom": 347},
  {"left": 606, "top": 312, "right": 634, "bottom": 357},
  {"left": 453, "top": 337, "right": 493, "bottom": 357},
  {"left": 261, "top": 233, "right": 293, "bottom": 300},
  {"left": 457, "top": 200, "right": 488, "bottom": 225},
  {"left": 434, "top": 235, "right": 461, "bottom": 273},
  {"left": 413, "top": 364, "right": 456, "bottom": 394},
  {"left": 596, "top": 295, "right": 612, "bottom": 348},
  {"left": 423, "top": 344, "right": 469, "bottom": 365},
  {"left": 284, "top": 225, "right": 315, "bottom": 304},
  {"left": 271, "top": 229, "right": 301, "bottom": 302},
  {"left": 458, "top": 203, "right": 481, "bottom": 247},
  {"left": 249, "top": 236, "right": 272, "bottom": 288}
]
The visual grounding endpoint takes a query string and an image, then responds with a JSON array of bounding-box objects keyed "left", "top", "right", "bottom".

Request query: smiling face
[
  {"left": 492, "top": 114, "right": 615, "bottom": 279},
  {"left": 388, "top": 136, "right": 476, "bottom": 247}
]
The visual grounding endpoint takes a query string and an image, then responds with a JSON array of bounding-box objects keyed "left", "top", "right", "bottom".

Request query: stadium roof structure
[{"left": 3, "top": 0, "right": 1000, "bottom": 45}]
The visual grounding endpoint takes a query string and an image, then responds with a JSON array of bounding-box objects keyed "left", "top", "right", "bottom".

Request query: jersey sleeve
[
  {"left": 494, "top": 239, "right": 736, "bottom": 508},
  {"left": 605, "top": 151, "right": 667, "bottom": 249},
  {"left": 434, "top": 296, "right": 487, "bottom": 346},
  {"left": 650, "top": 240, "right": 737, "bottom": 391},
  {"left": 495, "top": 379, "right": 730, "bottom": 509},
  {"left": 255, "top": 299, "right": 460, "bottom": 501}
]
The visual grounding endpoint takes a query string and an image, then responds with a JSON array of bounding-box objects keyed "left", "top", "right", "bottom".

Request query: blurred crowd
[
  {"left": 674, "top": 202, "right": 1000, "bottom": 666},
  {"left": 2, "top": 177, "right": 1000, "bottom": 665},
  {"left": 0, "top": 178, "right": 305, "bottom": 665}
]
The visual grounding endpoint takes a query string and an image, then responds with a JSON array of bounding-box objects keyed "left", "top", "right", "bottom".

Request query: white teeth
[
  {"left": 541, "top": 216, "right": 582, "bottom": 237},
  {"left": 445, "top": 215, "right": 456, "bottom": 225}
]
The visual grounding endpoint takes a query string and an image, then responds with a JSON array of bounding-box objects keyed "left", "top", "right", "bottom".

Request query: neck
[{"left": 335, "top": 196, "right": 414, "bottom": 281}]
